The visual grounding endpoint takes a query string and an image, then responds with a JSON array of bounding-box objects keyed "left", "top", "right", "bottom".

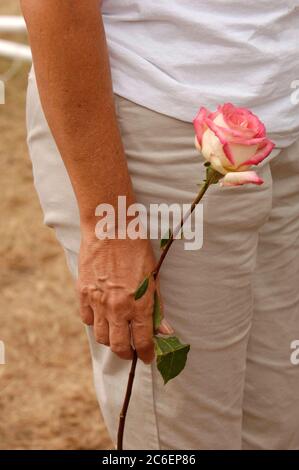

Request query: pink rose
[{"left": 193, "top": 103, "right": 275, "bottom": 186}]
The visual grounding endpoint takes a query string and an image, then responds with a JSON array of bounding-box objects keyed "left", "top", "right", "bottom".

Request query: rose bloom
[{"left": 193, "top": 103, "right": 275, "bottom": 186}]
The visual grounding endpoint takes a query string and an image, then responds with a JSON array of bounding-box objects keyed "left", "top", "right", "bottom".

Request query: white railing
[
  {"left": 0, "top": 16, "right": 31, "bottom": 62},
  {"left": 0, "top": 16, "right": 27, "bottom": 33},
  {"left": 0, "top": 39, "right": 31, "bottom": 61}
]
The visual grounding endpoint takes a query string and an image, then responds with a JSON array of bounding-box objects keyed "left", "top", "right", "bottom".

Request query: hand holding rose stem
[{"left": 117, "top": 103, "right": 275, "bottom": 450}]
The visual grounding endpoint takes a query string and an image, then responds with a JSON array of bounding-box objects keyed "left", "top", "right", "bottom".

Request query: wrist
[
  {"left": 80, "top": 211, "right": 145, "bottom": 243},
  {"left": 79, "top": 193, "right": 138, "bottom": 237}
]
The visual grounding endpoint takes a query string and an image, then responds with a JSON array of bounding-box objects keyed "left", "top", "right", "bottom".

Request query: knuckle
[
  {"left": 90, "top": 289, "right": 101, "bottom": 304},
  {"left": 108, "top": 311, "right": 132, "bottom": 324},
  {"left": 77, "top": 282, "right": 88, "bottom": 295},
  {"left": 77, "top": 283, "right": 100, "bottom": 302}
]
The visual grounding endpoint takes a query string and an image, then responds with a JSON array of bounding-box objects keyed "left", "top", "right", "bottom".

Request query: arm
[
  {"left": 21, "top": 0, "right": 134, "bottom": 222},
  {"left": 21, "top": 0, "right": 171, "bottom": 362}
]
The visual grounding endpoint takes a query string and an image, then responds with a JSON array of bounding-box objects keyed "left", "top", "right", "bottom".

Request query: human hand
[{"left": 77, "top": 229, "right": 173, "bottom": 363}]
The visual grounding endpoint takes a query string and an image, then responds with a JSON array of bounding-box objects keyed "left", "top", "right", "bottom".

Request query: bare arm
[
  {"left": 21, "top": 0, "right": 172, "bottom": 362},
  {"left": 21, "top": 0, "right": 135, "bottom": 222}
]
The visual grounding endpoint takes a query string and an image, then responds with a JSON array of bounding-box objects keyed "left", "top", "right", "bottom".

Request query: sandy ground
[{"left": 0, "top": 1, "right": 111, "bottom": 450}]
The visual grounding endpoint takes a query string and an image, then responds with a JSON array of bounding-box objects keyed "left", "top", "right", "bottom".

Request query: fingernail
[{"left": 159, "top": 318, "right": 174, "bottom": 335}]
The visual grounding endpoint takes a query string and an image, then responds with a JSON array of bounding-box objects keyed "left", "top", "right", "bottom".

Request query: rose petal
[
  {"left": 193, "top": 107, "right": 211, "bottom": 146},
  {"left": 215, "top": 109, "right": 257, "bottom": 139},
  {"left": 221, "top": 103, "right": 266, "bottom": 138},
  {"left": 209, "top": 114, "right": 266, "bottom": 144},
  {"left": 204, "top": 118, "right": 235, "bottom": 165},
  {"left": 228, "top": 142, "right": 259, "bottom": 168},
  {"left": 194, "top": 135, "right": 201, "bottom": 152},
  {"left": 240, "top": 139, "right": 275, "bottom": 167},
  {"left": 210, "top": 156, "right": 228, "bottom": 175},
  {"left": 219, "top": 171, "right": 264, "bottom": 187},
  {"left": 201, "top": 128, "right": 231, "bottom": 168}
]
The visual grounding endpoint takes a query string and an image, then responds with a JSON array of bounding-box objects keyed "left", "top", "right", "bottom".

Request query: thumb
[{"left": 157, "top": 318, "right": 174, "bottom": 336}]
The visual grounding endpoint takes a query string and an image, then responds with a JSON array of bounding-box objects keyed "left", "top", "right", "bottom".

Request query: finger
[
  {"left": 94, "top": 318, "right": 110, "bottom": 346},
  {"left": 80, "top": 304, "right": 94, "bottom": 326},
  {"left": 79, "top": 288, "right": 94, "bottom": 325},
  {"left": 86, "top": 288, "right": 109, "bottom": 344},
  {"left": 131, "top": 316, "right": 154, "bottom": 364},
  {"left": 109, "top": 320, "right": 133, "bottom": 360},
  {"left": 89, "top": 290, "right": 110, "bottom": 345},
  {"left": 157, "top": 318, "right": 174, "bottom": 336}
]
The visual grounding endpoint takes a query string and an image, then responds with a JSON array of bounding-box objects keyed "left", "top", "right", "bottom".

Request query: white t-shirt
[{"left": 101, "top": 1, "right": 299, "bottom": 148}]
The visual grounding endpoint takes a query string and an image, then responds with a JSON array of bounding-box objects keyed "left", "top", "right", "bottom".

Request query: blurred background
[{"left": 0, "top": 0, "right": 111, "bottom": 449}]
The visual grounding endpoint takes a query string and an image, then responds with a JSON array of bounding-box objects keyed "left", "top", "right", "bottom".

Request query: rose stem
[
  {"left": 117, "top": 167, "right": 218, "bottom": 450},
  {"left": 152, "top": 168, "right": 217, "bottom": 279},
  {"left": 117, "top": 349, "right": 138, "bottom": 450}
]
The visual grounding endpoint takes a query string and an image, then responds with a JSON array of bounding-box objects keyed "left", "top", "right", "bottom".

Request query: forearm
[{"left": 21, "top": 0, "right": 135, "bottom": 228}]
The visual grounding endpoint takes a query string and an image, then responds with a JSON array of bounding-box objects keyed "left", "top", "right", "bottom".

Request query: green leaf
[
  {"left": 160, "top": 229, "right": 172, "bottom": 249},
  {"left": 134, "top": 276, "right": 149, "bottom": 300},
  {"left": 153, "top": 291, "right": 162, "bottom": 331},
  {"left": 154, "top": 336, "right": 190, "bottom": 384}
]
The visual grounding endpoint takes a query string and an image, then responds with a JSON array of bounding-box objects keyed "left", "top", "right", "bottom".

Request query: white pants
[{"left": 26, "top": 69, "right": 299, "bottom": 450}]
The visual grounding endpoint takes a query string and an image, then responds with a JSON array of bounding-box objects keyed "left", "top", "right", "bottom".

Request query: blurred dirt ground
[{"left": 0, "top": 0, "right": 111, "bottom": 449}]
